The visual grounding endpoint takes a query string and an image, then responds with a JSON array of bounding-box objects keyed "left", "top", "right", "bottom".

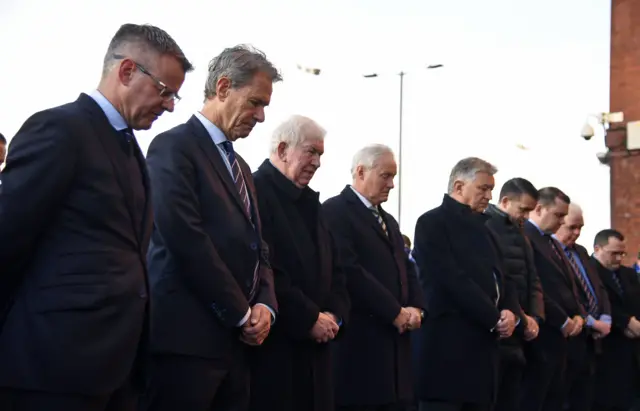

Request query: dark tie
[
  {"left": 121, "top": 128, "right": 135, "bottom": 156},
  {"left": 546, "top": 235, "right": 564, "bottom": 261},
  {"left": 220, "top": 141, "right": 251, "bottom": 218},
  {"left": 370, "top": 206, "right": 388, "bottom": 236},
  {"left": 565, "top": 248, "right": 599, "bottom": 315},
  {"left": 612, "top": 271, "right": 624, "bottom": 295}
]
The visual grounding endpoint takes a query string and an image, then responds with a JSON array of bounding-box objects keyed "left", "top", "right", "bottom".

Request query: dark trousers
[
  {"left": 564, "top": 339, "right": 596, "bottom": 411},
  {"left": 140, "top": 353, "right": 249, "bottom": 411},
  {"left": 495, "top": 351, "right": 525, "bottom": 411},
  {"left": 338, "top": 405, "right": 408, "bottom": 411},
  {"left": 520, "top": 329, "right": 567, "bottom": 411},
  {"left": 418, "top": 401, "right": 490, "bottom": 411},
  {"left": 0, "top": 380, "right": 137, "bottom": 411}
]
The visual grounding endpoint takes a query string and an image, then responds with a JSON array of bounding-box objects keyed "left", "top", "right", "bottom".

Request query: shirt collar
[
  {"left": 527, "top": 219, "right": 547, "bottom": 236},
  {"left": 349, "top": 186, "right": 375, "bottom": 209},
  {"left": 89, "top": 90, "right": 128, "bottom": 131},
  {"left": 194, "top": 111, "right": 228, "bottom": 145}
]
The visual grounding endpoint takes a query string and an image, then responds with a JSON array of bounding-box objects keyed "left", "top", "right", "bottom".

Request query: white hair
[
  {"left": 350, "top": 144, "right": 395, "bottom": 178},
  {"left": 447, "top": 157, "right": 498, "bottom": 193},
  {"left": 269, "top": 115, "right": 326, "bottom": 154}
]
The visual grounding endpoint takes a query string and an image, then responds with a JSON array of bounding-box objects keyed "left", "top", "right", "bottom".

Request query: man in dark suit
[
  {"left": 553, "top": 204, "right": 612, "bottom": 411},
  {"left": 248, "top": 115, "right": 350, "bottom": 411},
  {"left": 521, "top": 187, "right": 586, "bottom": 411},
  {"left": 323, "top": 144, "right": 425, "bottom": 411},
  {"left": 141, "top": 45, "right": 280, "bottom": 411},
  {"left": 412, "top": 157, "right": 520, "bottom": 411},
  {"left": 484, "top": 177, "right": 544, "bottom": 411},
  {"left": 590, "top": 229, "right": 640, "bottom": 411},
  {"left": 0, "top": 24, "right": 192, "bottom": 411}
]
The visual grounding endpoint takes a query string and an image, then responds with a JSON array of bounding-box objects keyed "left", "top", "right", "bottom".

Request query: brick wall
[{"left": 609, "top": 0, "right": 640, "bottom": 265}]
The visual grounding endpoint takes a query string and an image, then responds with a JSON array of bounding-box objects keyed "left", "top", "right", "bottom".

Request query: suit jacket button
[{"left": 250, "top": 242, "right": 258, "bottom": 250}]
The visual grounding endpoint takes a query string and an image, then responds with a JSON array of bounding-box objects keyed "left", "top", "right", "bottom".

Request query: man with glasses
[
  {"left": 0, "top": 23, "right": 192, "bottom": 411},
  {"left": 591, "top": 230, "right": 640, "bottom": 411}
]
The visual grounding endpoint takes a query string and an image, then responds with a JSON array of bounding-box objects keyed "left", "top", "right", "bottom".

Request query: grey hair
[
  {"left": 270, "top": 115, "right": 326, "bottom": 154},
  {"left": 204, "top": 44, "right": 282, "bottom": 100},
  {"left": 102, "top": 23, "right": 194, "bottom": 77},
  {"left": 447, "top": 157, "right": 498, "bottom": 193},
  {"left": 350, "top": 144, "right": 395, "bottom": 178}
]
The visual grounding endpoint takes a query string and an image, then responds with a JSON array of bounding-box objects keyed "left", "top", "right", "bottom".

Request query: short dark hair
[
  {"left": 401, "top": 234, "right": 412, "bottom": 248},
  {"left": 0, "top": 133, "right": 5, "bottom": 144},
  {"left": 537, "top": 187, "right": 570, "bottom": 207},
  {"left": 499, "top": 178, "right": 538, "bottom": 201},
  {"left": 103, "top": 23, "right": 194, "bottom": 75},
  {"left": 594, "top": 229, "right": 625, "bottom": 248}
]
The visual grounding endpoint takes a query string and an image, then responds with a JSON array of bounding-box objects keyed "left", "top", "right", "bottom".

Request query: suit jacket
[
  {"left": 592, "top": 260, "right": 640, "bottom": 408},
  {"left": 323, "top": 185, "right": 425, "bottom": 406},
  {"left": 523, "top": 221, "right": 585, "bottom": 361},
  {"left": 412, "top": 194, "right": 520, "bottom": 405},
  {"left": 248, "top": 160, "right": 350, "bottom": 411},
  {"left": 0, "top": 93, "right": 151, "bottom": 395},
  {"left": 145, "top": 116, "right": 277, "bottom": 360},
  {"left": 573, "top": 244, "right": 611, "bottom": 321}
]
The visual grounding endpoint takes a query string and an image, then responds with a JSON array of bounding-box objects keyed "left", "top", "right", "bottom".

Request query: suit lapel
[
  {"left": 78, "top": 94, "right": 140, "bottom": 244},
  {"left": 189, "top": 116, "right": 252, "bottom": 224},
  {"left": 342, "top": 187, "right": 391, "bottom": 244},
  {"left": 525, "top": 222, "right": 573, "bottom": 286}
]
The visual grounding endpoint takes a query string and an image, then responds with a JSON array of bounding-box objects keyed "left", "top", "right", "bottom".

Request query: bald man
[{"left": 553, "top": 204, "right": 611, "bottom": 411}]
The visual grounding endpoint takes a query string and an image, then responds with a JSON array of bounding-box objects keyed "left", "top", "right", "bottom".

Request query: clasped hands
[
  {"left": 624, "top": 316, "right": 640, "bottom": 339},
  {"left": 392, "top": 307, "right": 422, "bottom": 334},
  {"left": 239, "top": 304, "right": 272, "bottom": 346},
  {"left": 496, "top": 309, "right": 516, "bottom": 339},
  {"left": 562, "top": 315, "right": 585, "bottom": 338},
  {"left": 523, "top": 315, "right": 539, "bottom": 341},
  {"left": 310, "top": 312, "right": 340, "bottom": 343}
]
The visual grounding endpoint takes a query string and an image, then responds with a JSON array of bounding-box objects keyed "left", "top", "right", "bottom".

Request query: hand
[
  {"left": 405, "top": 307, "right": 423, "bottom": 331},
  {"left": 523, "top": 315, "right": 540, "bottom": 341},
  {"left": 562, "top": 317, "right": 577, "bottom": 338},
  {"left": 569, "top": 315, "right": 584, "bottom": 337},
  {"left": 309, "top": 312, "right": 339, "bottom": 343},
  {"left": 240, "top": 305, "right": 272, "bottom": 346},
  {"left": 591, "top": 319, "right": 611, "bottom": 339},
  {"left": 393, "top": 308, "right": 412, "bottom": 334},
  {"left": 625, "top": 328, "right": 638, "bottom": 339},
  {"left": 496, "top": 310, "right": 516, "bottom": 338},
  {"left": 626, "top": 316, "right": 640, "bottom": 337}
]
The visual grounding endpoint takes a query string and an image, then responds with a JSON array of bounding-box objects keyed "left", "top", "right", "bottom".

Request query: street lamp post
[
  {"left": 297, "top": 63, "right": 443, "bottom": 227},
  {"left": 362, "top": 65, "right": 443, "bottom": 227}
]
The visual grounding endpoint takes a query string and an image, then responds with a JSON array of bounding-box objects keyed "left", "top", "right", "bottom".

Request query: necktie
[
  {"left": 220, "top": 141, "right": 251, "bottom": 218},
  {"left": 612, "top": 271, "right": 624, "bottom": 295},
  {"left": 370, "top": 206, "right": 388, "bottom": 236},
  {"left": 546, "top": 235, "right": 564, "bottom": 262},
  {"left": 565, "top": 249, "right": 598, "bottom": 315},
  {"left": 121, "top": 128, "right": 135, "bottom": 156}
]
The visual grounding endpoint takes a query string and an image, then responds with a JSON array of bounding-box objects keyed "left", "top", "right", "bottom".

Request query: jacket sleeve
[
  {"left": 524, "top": 236, "right": 545, "bottom": 320},
  {"left": 413, "top": 213, "right": 500, "bottom": 331}
]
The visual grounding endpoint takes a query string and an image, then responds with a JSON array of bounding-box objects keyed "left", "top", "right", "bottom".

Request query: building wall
[{"left": 609, "top": 0, "right": 640, "bottom": 264}]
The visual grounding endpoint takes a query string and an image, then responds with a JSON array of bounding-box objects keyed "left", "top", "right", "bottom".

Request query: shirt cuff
[
  {"left": 586, "top": 315, "right": 595, "bottom": 327},
  {"left": 236, "top": 308, "right": 251, "bottom": 327},
  {"left": 599, "top": 314, "right": 612, "bottom": 325},
  {"left": 561, "top": 317, "right": 571, "bottom": 330},
  {"left": 515, "top": 317, "right": 521, "bottom": 327},
  {"left": 255, "top": 303, "right": 277, "bottom": 324},
  {"left": 326, "top": 312, "right": 342, "bottom": 327}
]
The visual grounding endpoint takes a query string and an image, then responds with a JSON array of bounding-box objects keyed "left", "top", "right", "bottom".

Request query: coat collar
[{"left": 257, "top": 159, "right": 319, "bottom": 202}]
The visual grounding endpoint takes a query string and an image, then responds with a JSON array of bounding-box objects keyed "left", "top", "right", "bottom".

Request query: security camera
[
  {"left": 581, "top": 123, "right": 595, "bottom": 141},
  {"left": 596, "top": 151, "right": 610, "bottom": 165}
]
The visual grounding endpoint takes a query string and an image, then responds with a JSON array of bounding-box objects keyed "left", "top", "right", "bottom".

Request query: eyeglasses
[{"left": 113, "top": 54, "right": 181, "bottom": 104}]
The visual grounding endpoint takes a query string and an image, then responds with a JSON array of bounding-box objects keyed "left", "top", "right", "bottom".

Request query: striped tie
[
  {"left": 565, "top": 249, "right": 598, "bottom": 315},
  {"left": 220, "top": 141, "right": 251, "bottom": 218},
  {"left": 612, "top": 271, "right": 624, "bottom": 295},
  {"left": 370, "top": 206, "right": 388, "bottom": 236}
]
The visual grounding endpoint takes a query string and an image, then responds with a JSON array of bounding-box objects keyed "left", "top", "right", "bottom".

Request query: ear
[
  {"left": 593, "top": 244, "right": 601, "bottom": 253},
  {"left": 499, "top": 196, "right": 510, "bottom": 208},
  {"left": 118, "top": 59, "right": 137, "bottom": 86},
  {"left": 277, "top": 141, "right": 288, "bottom": 161},
  {"left": 216, "top": 77, "right": 231, "bottom": 100},
  {"left": 453, "top": 179, "right": 464, "bottom": 194},
  {"left": 356, "top": 165, "right": 366, "bottom": 181},
  {"left": 533, "top": 203, "right": 543, "bottom": 216}
]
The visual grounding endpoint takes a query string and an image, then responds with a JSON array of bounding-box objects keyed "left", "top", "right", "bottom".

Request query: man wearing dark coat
[
  {"left": 590, "top": 229, "right": 640, "bottom": 411},
  {"left": 323, "top": 144, "right": 425, "bottom": 411},
  {"left": 412, "top": 157, "right": 520, "bottom": 411},
  {"left": 249, "top": 115, "right": 350, "bottom": 411}
]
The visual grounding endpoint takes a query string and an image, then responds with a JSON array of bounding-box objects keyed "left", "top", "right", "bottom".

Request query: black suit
[
  {"left": 521, "top": 221, "right": 585, "bottom": 411},
  {"left": 248, "top": 160, "right": 350, "bottom": 411},
  {"left": 412, "top": 195, "right": 521, "bottom": 411},
  {"left": 592, "top": 261, "right": 640, "bottom": 411},
  {"left": 142, "top": 116, "right": 277, "bottom": 411},
  {"left": 562, "top": 244, "right": 611, "bottom": 411},
  {"left": 323, "top": 186, "right": 425, "bottom": 411},
  {"left": 0, "top": 93, "right": 151, "bottom": 411}
]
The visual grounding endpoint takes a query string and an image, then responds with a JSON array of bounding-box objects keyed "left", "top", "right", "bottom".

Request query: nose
[
  {"left": 163, "top": 99, "right": 175, "bottom": 113},
  {"left": 388, "top": 178, "right": 395, "bottom": 189},
  {"left": 254, "top": 107, "right": 265, "bottom": 123},
  {"left": 311, "top": 155, "right": 321, "bottom": 168}
]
